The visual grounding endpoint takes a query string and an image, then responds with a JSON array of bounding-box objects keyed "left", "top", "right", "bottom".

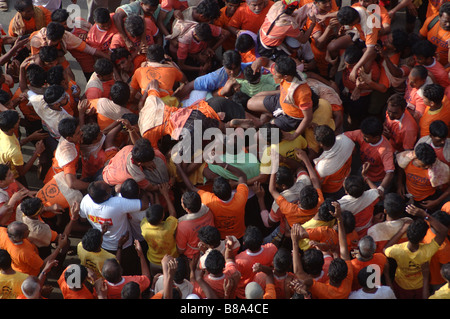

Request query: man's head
[
  {"left": 440, "top": 263, "right": 450, "bottom": 283},
  {"left": 26, "top": 64, "right": 47, "bottom": 88},
  {"left": 275, "top": 166, "right": 295, "bottom": 191},
  {"left": 299, "top": 185, "right": 319, "bottom": 210},
  {"left": 344, "top": 44, "right": 364, "bottom": 67},
  {"left": 273, "top": 55, "right": 298, "bottom": 83},
  {"left": 145, "top": 204, "right": 165, "bottom": 226},
  {"left": 46, "top": 65, "right": 68, "bottom": 87},
  {"left": 21, "top": 276, "right": 41, "bottom": 299},
  {"left": 181, "top": 191, "right": 202, "bottom": 214},
  {"left": 204, "top": 249, "right": 225, "bottom": 276},
  {"left": 439, "top": 2, "right": 450, "bottom": 31},
  {"left": 314, "top": 125, "right": 335, "bottom": 149},
  {"left": 197, "top": 225, "right": 221, "bottom": 249},
  {"left": 317, "top": 199, "right": 336, "bottom": 222},
  {"left": 0, "top": 249, "right": 12, "bottom": 271},
  {"left": 0, "top": 164, "right": 15, "bottom": 189},
  {"left": 301, "top": 248, "right": 324, "bottom": 277},
  {"left": 81, "top": 123, "right": 101, "bottom": 145},
  {"left": 131, "top": 138, "right": 156, "bottom": 170},
  {"left": 44, "top": 84, "right": 69, "bottom": 107},
  {"left": 408, "top": 65, "right": 428, "bottom": 89},
  {"left": 195, "top": 0, "right": 221, "bottom": 22},
  {"left": 328, "top": 257, "right": 348, "bottom": 286},
  {"left": 58, "top": 117, "right": 82, "bottom": 144},
  {"left": 93, "top": 7, "right": 112, "bottom": 30},
  {"left": 87, "top": 181, "right": 113, "bottom": 204},
  {"left": 344, "top": 175, "right": 365, "bottom": 198},
  {"left": 194, "top": 23, "right": 213, "bottom": 42},
  {"left": 212, "top": 176, "right": 232, "bottom": 201},
  {"left": 0, "top": 110, "right": 20, "bottom": 133},
  {"left": 121, "top": 281, "right": 141, "bottom": 299},
  {"left": 361, "top": 116, "right": 383, "bottom": 144},
  {"left": 337, "top": 6, "right": 360, "bottom": 26},
  {"left": 14, "top": 0, "right": 34, "bottom": 20},
  {"left": 246, "top": 0, "right": 266, "bottom": 14},
  {"left": 243, "top": 65, "right": 261, "bottom": 84},
  {"left": 242, "top": 225, "right": 263, "bottom": 252},
  {"left": 357, "top": 235, "right": 376, "bottom": 261},
  {"left": 383, "top": 193, "right": 406, "bottom": 220},
  {"left": 235, "top": 33, "right": 255, "bottom": 54},
  {"left": 273, "top": 248, "right": 292, "bottom": 273},
  {"left": 120, "top": 178, "right": 140, "bottom": 200},
  {"left": 422, "top": 84, "right": 445, "bottom": 109},
  {"left": 386, "top": 93, "right": 406, "bottom": 121},
  {"left": 140, "top": 0, "right": 159, "bottom": 16},
  {"left": 414, "top": 142, "right": 437, "bottom": 169},
  {"left": 111, "top": 48, "right": 133, "bottom": 73},
  {"left": 146, "top": 44, "right": 165, "bottom": 63},
  {"left": 46, "top": 22, "right": 66, "bottom": 45},
  {"left": 20, "top": 197, "right": 44, "bottom": 219},
  {"left": 102, "top": 258, "right": 123, "bottom": 284},
  {"left": 412, "top": 40, "right": 437, "bottom": 65},
  {"left": 314, "top": 0, "right": 332, "bottom": 13},
  {"left": 406, "top": 218, "right": 429, "bottom": 245},
  {"left": 429, "top": 120, "right": 448, "bottom": 148},
  {"left": 81, "top": 228, "right": 103, "bottom": 252},
  {"left": 7, "top": 221, "right": 29, "bottom": 243},
  {"left": 39, "top": 46, "right": 59, "bottom": 68},
  {"left": 51, "top": 8, "right": 70, "bottom": 30},
  {"left": 110, "top": 81, "right": 130, "bottom": 106},
  {"left": 223, "top": 50, "right": 242, "bottom": 78},
  {"left": 124, "top": 15, "right": 146, "bottom": 38},
  {"left": 94, "top": 58, "right": 114, "bottom": 81},
  {"left": 64, "top": 264, "right": 89, "bottom": 287}
]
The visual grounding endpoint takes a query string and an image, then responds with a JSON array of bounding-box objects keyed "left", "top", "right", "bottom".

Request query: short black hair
[
  {"left": 360, "top": 116, "right": 383, "bottom": 137},
  {"left": 275, "top": 55, "right": 298, "bottom": 77},
  {"left": 20, "top": 197, "right": 43, "bottom": 217},
  {"left": 93, "top": 7, "right": 111, "bottom": 24},
  {"left": 235, "top": 33, "right": 255, "bottom": 53},
  {"left": 0, "top": 90, "right": 10, "bottom": 105},
  {"left": 432, "top": 210, "right": 450, "bottom": 228},
  {"left": 301, "top": 248, "right": 324, "bottom": 277},
  {"left": 111, "top": 47, "right": 131, "bottom": 65},
  {"left": 276, "top": 166, "right": 294, "bottom": 188},
  {"left": 58, "top": 117, "right": 79, "bottom": 139},
  {"left": 383, "top": 193, "right": 406, "bottom": 219},
  {"left": 131, "top": 138, "right": 155, "bottom": 163},
  {"left": 204, "top": 249, "right": 225, "bottom": 275},
  {"left": 46, "top": 65, "right": 65, "bottom": 86},
  {"left": 0, "top": 110, "right": 19, "bottom": 132},
  {"left": 344, "top": 175, "right": 365, "bottom": 198},
  {"left": 46, "top": 22, "right": 66, "bottom": 41},
  {"left": 317, "top": 199, "right": 336, "bottom": 222},
  {"left": 0, "top": 249, "right": 12, "bottom": 270},
  {"left": 14, "top": 0, "right": 33, "bottom": 12},
  {"left": 328, "top": 257, "right": 348, "bottom": 285},
  {"left": 0, "top": 164, "right": 9, "bottom": 181},
  {"left": 198, "top": 225, "right": 221, "bottom": 248},
  {"left": 391, "top": 29, "right": 410, "bottom": 53},
  {"left": 259, "top": 122, "right": 280, "bottom": 145},
  {"left": 81, "top": 228, "right": 103, "bottom": 252},
  {"left": 242, "top": 225, "right": 263, "bottom": 252},
  {"left": 222, "top": 50, "right": 241, "bottom": 70},
  {"left": 344, "top": 44, "right": 364, "bottom": 64},
  {"left": 342, "top": 210, "right": 356, "bottom": 234},
  {"left": 51, "top": 8, "right": 69, "bottom": 23},
  {"left": 81, "top": 123, "right": 101, "bottom": 145},
  {"left": 122, "top": 113, "right": 139, "bottom": 126},
  {"left": 407, "top": 218, "right": 429, "bottom": 245},
  {"left": 212, "top": 176, "right": 232, "bottom": 201},
  {"left": 439, "top": 2, "right": 450, "bottom": 16},
  {"left": 194, "top": 23, "right": 213, "bottom": 41},
  {"left": 387, "top": 93, "right": 407, "bottom": 110},
  {"left": 124, "top": 14, "right": 145, "bottom": 37},
  {"left": 26, "top": 64, "right": 47, "bottom": 87},
  {"left": 121, "top": 281, "right": 141, "bottom": 299},
  {"left": 243, "top": 65, "right": 261, "bottom": 83},
  {"left": 44, "top": 84, "right": 66, "bottom": 104},
  {"left": 110, "top": 81, "right": 130, "bottom": 106},
  {"left": 422, "top": 84, "right": 445, "bottom": 104},
  {"left": 146, "top": 44, "right": 165, "bottom": 63},
  {"left": 145, "top": 204, "right": 164, "bottom": 225},
  {"left": 94, "top": 58, "right": 114, "bottom": 76},
  {"left": 273, "top": 248, "right": 292, "bottom": 273},
  {"left": 429, "top": 120, "right": 448, "bottom": 138},
  {"left": 120, "top": 178, "right": 140, "bottom": 200},
  {"left": 87, "top": 181, "right": 111, "bottom": 204},
  {"left": 196, "top": 0, "right": 221, "bottom": 21},
  {"left": 182, "top": 191, "right": 202, "bottom": 213},
  {"left": 39, "top": 46, "right": 58, "bottom": 63},
  {"left": 415, "top": 142, "right": 437, "bottom": 166},
  {"left": 337, "top": 6, "right": 359, "bottom": 25},
  {"left": 412, "top": 40, "right": 437, "bottom": 59},
  {"left": 410, "top": 65, "right": 428, "bottom": 79},
  {"left": 299, "top": 185, "right": 319, "bottom": 210},
  {"left": 314, "top": 125, "right": 335, "bottom": 148}
]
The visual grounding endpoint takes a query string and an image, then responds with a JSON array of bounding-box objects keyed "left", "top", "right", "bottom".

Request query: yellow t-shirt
[
  {"left": 429, "top": 283, "right": 450, "bottom": 299},
  {"left": 259, "top": 134, "right": 307, "bottom": 175},
  {"left": 141, "top": 215, "right": 178, "bottom": 265},
  {"left": 305, "top": 98, "right": 336, "bottom": 153},
  {"left": 298, "top": 218, "right": 336, "bottom": 251},
  {"left": 384, "top": 239, "right": 440, "bottom": 290},
  {"left": 0, "top": 130, "right": 24, "bottom": 179},
  {"left": 0, "top": 271, "right": 29, "bottom": 299},
  {"left": 76, "top": 242, "right": 117, "bottom": 280}
]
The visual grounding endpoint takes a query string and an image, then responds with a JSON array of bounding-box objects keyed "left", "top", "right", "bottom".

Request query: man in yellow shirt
[
  {"left": 0, "top": 249, "right": 29, "bottom": 299},
  {"left": 384, "top": 204, "right": 448, "bottom": 299},
  {"left": 429, "top": 263, "right": 450, "bottom": 299}
]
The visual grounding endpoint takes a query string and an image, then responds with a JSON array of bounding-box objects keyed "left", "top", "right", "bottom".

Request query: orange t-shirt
[
  {"left": 419, "top": 97, "right": 450, "bottom": 138},
  {"left": 350, "top": 253, "right": 387, "bottom": 291},
  {"left": 193, "top": 261, "right": 240, "bottom": 299},
  {"left": 423, "top": 229, "right": 450, "bottom": 285},
  {"left": 306, "top": 226, "right": 359, "bottom": 254},
  {"left": 214, "top": 6, "right": 237, "bottom": 51},
  {"left": 404, "top": 161, "right": 435, "bottom": 201},
  {"left": 8, "top": 6, "right": 52, "bottom": 37},
  {"left": 228, "top": 2, "right": 274, "bottom": 34},
  {"left": 423, "top": 58, "right": 450, "bottom": 88},
  {"left": 130, "top": 65, "right": 183, "bottom": 97},
  {"left": 279, "top": 80, "right": 313, "bottom": 119},
  {"left": 275, "top": 188, "right": 324, "bottom": 227},
  {"left": 198, "top": 183, "right": 249, "bottom": 240},
  {"left": 105, "top": 276, "right": 151, "bottom": 299},
  {"left": 420, "top": 14, "right": 450, "bottom": 67},
  {"left": 404, "top": 82, "right": 427, "bottom": 117},
  {"left": 317, "top": 156, "right": 353, "bottom": 194},
  {"left": 86, "top": 13, "right": 118, "bottom": 52},
  {"left": 384, "top": 111, "right": 419, "bottom": 153},
  {"left": 57, "top": 271, "right": 96, "bottom": 299},
  {"left": 310, "top": 260, "right": 354, "bottom": 299}
]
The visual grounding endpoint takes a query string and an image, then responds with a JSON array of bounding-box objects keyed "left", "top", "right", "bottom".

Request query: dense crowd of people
[{"left": 0, "top": 0, "right": 449, "bottom": 300}]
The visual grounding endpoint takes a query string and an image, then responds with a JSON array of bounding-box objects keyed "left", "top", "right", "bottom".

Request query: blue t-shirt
[{"left": 193, "top": 62, "right": 252, "bottom": 92}]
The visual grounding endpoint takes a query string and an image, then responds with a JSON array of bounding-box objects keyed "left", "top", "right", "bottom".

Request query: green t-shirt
[{"left": 236, "top": 74, "right": 278, "bottom": 97}]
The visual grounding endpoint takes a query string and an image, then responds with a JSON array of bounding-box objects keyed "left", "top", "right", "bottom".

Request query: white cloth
[
  {"left": 348, "top": 286, "right": 397, "bottom": 299},
  {"left": 314, "top": 134, "right": 355, "bottom": 177},
  {"left": 79, "top": 194, "right": 143, "bottom": 251}
]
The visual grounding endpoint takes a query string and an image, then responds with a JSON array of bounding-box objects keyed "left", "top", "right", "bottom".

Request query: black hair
[
  {"left": 110, "top": 81, "right": 130, "bottom": 106},
  {"left": 0, "top": 90, "right": 10, "bottom": 105},
  {"left": 122, "top": 113, "right": 139, "bottom": 126},
  {"left": 360, "top": 116, "right": 383, "bottom": 137},
  {"left": 102, "top": 258, "right": 122, "bottom": 283},
  {"left": 39, "top": 46, "right": 58, "bottom": 63},
  {"left": 64, "top": 264, "right": 88, "bottom": 284},
  {"left": 342, "top": 210, "right": 356, "bottom": 234},
  {"left": 242, "top": 225, "right": 263, "bottom": 252},
  {"left": 275, "top": 55, "right": 299, "bottom": 78},
  {"left": 145, "top": 204, "right": 164, "bottom": 226},
  {"left": 432, "top": 210, "right": 450, "bottom": 228},
  {"left": 46, "top": 22, "right": 66, "bottom": 41},
  {"left": 14, "top": 0, "right": 33, "bottom": 12},
  {"left": 194, "top": 23, "right": 213, "bottom": 41},
  {"left": 299, "top": 185, "right": 319, "bottom": 210},
  {"left": 121, "top": 281, "right": 141, "bottom": 299},
  {"left": 51, "top": 8, "right": 69, "bottom": 23},
  {"left": 141, "top": 0, "right": 159, "bottom": 6},
  {"left": 212, "top": 176, "right": 232, "bottom": 201},
  {"left": 415, "top": 142, "right": 437, "bottom": 166},
  {"left": 44, "top": 84, "right": 66, "bottom": 104},
  {"left": 174, "top": 255, "right": 190, "bottom": 284},
  {"left": 204, "top": 249, "right": 225, "bottom": 275},
  {"left": 46, "top": 65, "right": 65, "bottom": 86},
  {"left": 0, "top": 110, "right": 19, "bottom": 132},
  {"left": 344, "top": 44, "right": 364, "bottom": 64},
  {"left": 429, "top": 120, "right": 449, "bottom": 138},
  {"left": 243, "top": 65, "right": 261, "bottom": 83},
  {"left": 235, "top": 33, "right": 255, "bottom": 53},
  {"left": 124, "top": 14, "right": 145, "bottom": 38},
  {"left": 410, "top": 65, "right": 428, "bottom": 79},
  {"left": 357, "top": 266, "right": 376, "bottom": 289},
  {"left": 412, "top": 40, "right": 437, "bottom": 59},
  {"left": 26, "top": 64, "right": 47, "bottom": 87},
  {"left": 196, "top": 0, "right": 222, "bottom": 22},
  {"left": 87, "top": 181, "right": 111, "bottom": 204},
  {"left": 301, "top": 248, "right": 324, "bottom": 277},
  {"left": 93, "top": 7, "right": 111, "bottom": 24},
  {"left": 231, "top": 91, "right": 251, "bottom": 109},
  {"left": 276, "top": 166, "right": 295, "bottom": 188},
  {"left": 58, "top": 117, "right": 79, "bottom": 139},
  {"left": 198, "top": 225, "right": 221, "bottom": 248},
  {"left": 94, "top": 58, "right": 114, "bottom": 76},
  {"left": 317, "top": 199, "right": 336, "bottom": 222},
  {"left": 406, "top": 218, "right": 429, "bottom": 245},
  {"left": 131, "top": 138, "right": 155, "bottom": 163},
  {"left": 422, "top": 84, "right": 445, "bottom": 104},
  {"left": 146, "top": 44, "right": 165, "bottom": 63},
  {"left": 0, "top": 164, "right": 9, "bottom": 181},
  {"left": 387, "top": 93, "right": 407, "bottom": 110},
  {"left": 337, "top": 6, "right": 359, "bottom": 25},
  {"left": 81, "top": 228, "right": 103, "bottom": 252},
  {"left": 0, "top": 249, "right": 12, "bottom": 270},
  {"left": 439, "top": 2, "right": 450, "bottom": 16},
  {"left": 182, "top": 191, "right": 202, "bottom": 213},
  {"left": 344, "top": 175, "right": 365, "bottom": 198},
  {"left": 328, "top": 257, "right": 348, "bottom": 286},
  {"left": 314, "top": 125, "right": 335, "bottom": 148},
  {"left": 273, "top": 248, "right": 292, "bottom": 273},
  {"left": 222, "top": 50, "right": 242, "bottom": 70},
  {"left": 111, "top": 47, "right": 131, "bottom": 65},
  {"left": 391, "top": 29, "right": 410, "bottom": 53},
  {"left": 81, "top": 123, "right": 101, "bottom": 145},
  {"left": 383, "top": 193, "right": 406, "bottom": 219},
  {"left": 120, "top": 178, "right": 140, "bottom": 200},
  {"left": 259, "top": 122, "right": 280, "bottom": 145},
  {"left": 20, "top": 197, "right": 43, "bottom": 217}
]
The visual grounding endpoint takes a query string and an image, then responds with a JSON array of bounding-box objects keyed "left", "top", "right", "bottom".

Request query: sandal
[{"left": 0, "top": 0, "right": 8, "bottom": 12}]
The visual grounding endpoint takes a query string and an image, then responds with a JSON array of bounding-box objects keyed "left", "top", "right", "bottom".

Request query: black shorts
[{"left": 263, "top": 94, "right": 302, "bottom": 132}]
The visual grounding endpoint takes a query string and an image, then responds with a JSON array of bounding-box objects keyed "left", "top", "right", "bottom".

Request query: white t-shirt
[
  {"left": 80, "top": 194, "right": 142, "bottom": 251},
  {"left": 348, "top": 286, "right": 397, "bottom": 299}
]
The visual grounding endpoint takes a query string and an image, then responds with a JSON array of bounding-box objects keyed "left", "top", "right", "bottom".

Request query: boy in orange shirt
[
  {"left": 227, "top": 0, "right": 274, "bottom": 36},
  {"left": 419, "top": 84, "right": 450, "bottom": 139},
  {"left": 9, "top": 0, "right": 52, "bottom": 37}
]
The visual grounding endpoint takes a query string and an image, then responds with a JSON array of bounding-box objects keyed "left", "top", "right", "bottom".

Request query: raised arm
[
  {"left": 331, "top": 201, "right": 350, "bottom": 261},
  {"left": 295, "top": 148, "right": 321, "bottom": 189},
  {"left": 405, "top": 204, "right": 449, "bottom": 246}
]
